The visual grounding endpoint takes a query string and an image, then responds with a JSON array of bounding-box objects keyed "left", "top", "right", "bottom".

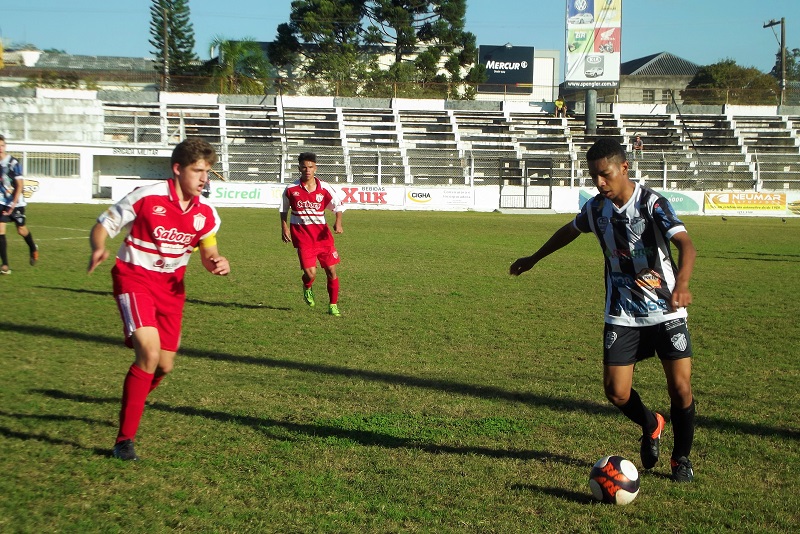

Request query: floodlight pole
[{"left": 763, "top": 17, "right": 785, "bottom": 107}]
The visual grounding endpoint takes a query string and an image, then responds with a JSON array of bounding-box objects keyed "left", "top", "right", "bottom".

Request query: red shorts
[
  {"left": 297, "top": 245, "right": 340, "bottom": 270},
  {"left": 112, "top": 265, "right": 185, "bottom": 352}
]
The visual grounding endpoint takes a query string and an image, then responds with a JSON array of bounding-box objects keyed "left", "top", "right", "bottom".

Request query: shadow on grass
[
  {"left": 0, "top": 424, "right": 112, "bottom": 458},
  {"left": 5, "top": 321, "right": 799, "bottom": 442},
  {"left": 35, "top": 286, "right": 291, "bottom": 311},
  {"left": 509, "top": 484, "right": 595, "bottom": 504},
  {"left": 703, "top": 252, "right": 800, "bottom": 262},
  {"left": 24, "top": 389, "right": 587, "bottom": 467}
]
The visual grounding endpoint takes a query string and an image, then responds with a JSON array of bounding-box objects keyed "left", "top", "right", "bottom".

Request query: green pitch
[{"left": 1, "top": 204, "right": 798, "bottom": 532}]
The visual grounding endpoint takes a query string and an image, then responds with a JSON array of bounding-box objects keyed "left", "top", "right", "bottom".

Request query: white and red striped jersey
[
  {"left": 280, "top": 177, "right": 343, "bottom": 249},
  {"left": 98, "top": 179, "right": 220, "bottom": 286},
  {"left": 574, "top": 182, "right": 688, "bottom": 327}
]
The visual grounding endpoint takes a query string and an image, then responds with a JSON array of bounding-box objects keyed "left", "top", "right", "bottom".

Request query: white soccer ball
[{"left": 589, "top": 455, "right": 640, "bottom": 505}]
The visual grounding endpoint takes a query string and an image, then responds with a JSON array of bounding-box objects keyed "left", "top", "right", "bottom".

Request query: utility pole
[
  {"left": 763, "top": 17, "right": 785, "bottom": 106},
  {"left": 162, "top": 6, "right": 170, "bottom": 92}
]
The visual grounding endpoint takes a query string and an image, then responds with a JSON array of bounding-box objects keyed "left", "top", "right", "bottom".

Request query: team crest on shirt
[
  {"left": 152, "top": 206, "right": 167, "bottom": 216},
  {"left": 193, "top": 213, "right": 206, "bottom": 231},
  {"left": 630, "top": 217, "right": 646, "bottom": 235},
  {"left": 671, "top": 332, "right": 688, "bottom": 351},
  {"left": 605, "top": 331, "right": 617, "bottom": 349},
  {"left": 316, "top": 194, "right": 324, "bottom": 202},
  {"left": 597, "top": 216, "right": 609, "bottom": 233}
]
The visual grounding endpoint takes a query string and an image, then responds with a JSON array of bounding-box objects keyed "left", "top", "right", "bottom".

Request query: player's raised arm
[
  {"left": 510, "top": 222, "right": 581, "bottom": 276},
  {"left": 88, "top": 222, "right": 111, "bottom": 273}
]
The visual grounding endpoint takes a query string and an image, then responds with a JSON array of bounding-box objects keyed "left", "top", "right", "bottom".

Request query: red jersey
[
  {"left": 97, "top": 179, "right": 221, "bottom": 295},
  {"left": 280, "top": 177, "right": 343, "bottom": 249}
]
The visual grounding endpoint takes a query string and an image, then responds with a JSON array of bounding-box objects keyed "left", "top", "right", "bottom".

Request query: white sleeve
[
  {"left": 325, "top": 183, "right": 346, "bottom": 213},
  {"left": 97, "top": 189, "right": 143, "bottom": 239}
]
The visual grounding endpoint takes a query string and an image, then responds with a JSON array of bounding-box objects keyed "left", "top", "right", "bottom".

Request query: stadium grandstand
[{"left": 0, "top": 48, "right": 799, "bottom": 215}]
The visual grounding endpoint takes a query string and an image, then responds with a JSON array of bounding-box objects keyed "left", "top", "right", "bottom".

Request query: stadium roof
[{"left": 621, "top": 52, "right": 699, "bottom": 76}]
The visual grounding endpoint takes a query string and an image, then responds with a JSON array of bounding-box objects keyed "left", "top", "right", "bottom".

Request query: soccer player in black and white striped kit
[{"left": 510, "top": 137, "right": 697, "bottom": 482}]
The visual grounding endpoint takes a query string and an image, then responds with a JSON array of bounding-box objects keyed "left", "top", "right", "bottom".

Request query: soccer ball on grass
[{"left": 589, "top": 455, "right": 640, "bottom": 505}]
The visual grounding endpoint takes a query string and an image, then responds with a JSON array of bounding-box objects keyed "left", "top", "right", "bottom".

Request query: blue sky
[{"left": 2, "top": 0, "right": 795, "bottom": 77}]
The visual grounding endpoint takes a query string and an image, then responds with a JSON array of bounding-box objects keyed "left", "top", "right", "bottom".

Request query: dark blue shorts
[
  {"left": 603, "top": 318, "right": 692, "bottom": 366},
  {"left": 0, "top": 205, "right": 26, "bottom": 226}
]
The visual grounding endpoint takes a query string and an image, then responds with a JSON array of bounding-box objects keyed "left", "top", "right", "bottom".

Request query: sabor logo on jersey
[
  {"left": 153, "top": 206, "right": 167, "bottom": 216},
  {"left": 671, "top": 332, "right": 688, "bottom": 351},
  {"left": 605, "top": 331, "right": 617, "bottom": 349},
  {"left": 193, "top": 214, "right": 206, "bottom": 231},
  {"left": 153, "top": 226, "right": 194, "bottom": 245}
]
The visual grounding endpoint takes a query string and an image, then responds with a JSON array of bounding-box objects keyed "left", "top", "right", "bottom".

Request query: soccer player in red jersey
[
  {"left": 88, "top": 138, "right": 230, "bottom": 461},
  {"left": 280, "top": 152, "right": 344, "bottom": 316}
]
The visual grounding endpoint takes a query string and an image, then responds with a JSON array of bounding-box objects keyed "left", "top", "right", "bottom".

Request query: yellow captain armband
[{"left": 198, "top": 233, "right": 218, "bottom": 250}]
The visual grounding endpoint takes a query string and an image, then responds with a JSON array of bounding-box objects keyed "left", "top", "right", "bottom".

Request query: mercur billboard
[
  {"left": 565, "top": 0, "right": 621, "bottom": 89},
  {"left": 478, "top": 45, "right": 535, "bottom": 94}
]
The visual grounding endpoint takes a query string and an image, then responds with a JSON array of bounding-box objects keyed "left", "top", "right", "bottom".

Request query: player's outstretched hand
[
  {"left": 509, "top": 256, "right": 536, "bottom": 276},
  {"left": 88, "top": 248, "right": 110, "bottom": 274},
  {"left": 210, "top": 256, "right": 230, "bottom": 276}
]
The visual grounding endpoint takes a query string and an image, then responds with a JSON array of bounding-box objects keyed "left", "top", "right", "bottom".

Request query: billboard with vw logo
[
  {"left": 478, "top": 45, "right": 535, "bottom": 94},
  {"left": 565, "top": 0, "right": 621, "bottom": 88}
]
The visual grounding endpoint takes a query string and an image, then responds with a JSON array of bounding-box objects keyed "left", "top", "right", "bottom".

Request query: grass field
[{"left": 1, "top": 204, "right": 798, "bottom": 533}]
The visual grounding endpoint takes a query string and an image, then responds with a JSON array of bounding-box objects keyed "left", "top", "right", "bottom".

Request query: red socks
[
  {"left": 116, "top": 364, "right": 154, "bottom": 443},
  {"left": 327, "top": 277, "right": 339, "bottom": 304}
]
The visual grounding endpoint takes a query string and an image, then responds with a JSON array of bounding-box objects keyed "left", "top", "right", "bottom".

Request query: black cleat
[
  {"left": 671, "top": 456, "right": 694, "bottom": 482},
  {"left": 112, "top": 439, "right": 139, "bottom": 461},
  {"left": 640, "top": 411, "right": 665, "bottom": 469}
]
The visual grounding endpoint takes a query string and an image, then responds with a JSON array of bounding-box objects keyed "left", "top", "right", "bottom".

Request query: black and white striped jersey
[{"left": 574, "top": 183, "right": 688, "bottom": 326}]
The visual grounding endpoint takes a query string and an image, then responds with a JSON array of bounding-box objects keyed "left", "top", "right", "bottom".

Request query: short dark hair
[
  {"left": 0, "top": 134, "right": 6, "bottom": 143},
  {"left": 298, "top": 152, "right": 317, "bottom": 164},
  {"left": 586, "top": 137, "right": 627, "bottom": 163},
  {"left": 171, "top": 137, "right": 217, "bottom": 167}
]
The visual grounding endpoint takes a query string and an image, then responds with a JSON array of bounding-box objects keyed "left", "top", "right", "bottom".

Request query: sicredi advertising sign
[
  {"left": 565, "top": 0, "right": 621, "bottom": 89},
  {"left": 478, "top": 45, "right": 535, "bottom": 94}
]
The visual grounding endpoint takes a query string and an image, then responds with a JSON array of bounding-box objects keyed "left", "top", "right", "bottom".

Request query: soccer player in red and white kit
[
  {"left": 88, "top": 138, "right": 230, "bottom": 461},
  {"left": 280, "top": 152, "right": 344, "bottom": 316}
]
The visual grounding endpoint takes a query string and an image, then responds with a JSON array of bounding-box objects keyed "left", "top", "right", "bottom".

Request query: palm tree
[{"left": 208, "top": 37, "right": 273, "bottom": 94}]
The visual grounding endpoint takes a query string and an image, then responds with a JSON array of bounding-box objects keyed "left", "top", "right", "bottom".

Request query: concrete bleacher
[
  {"left": 733, "top": 115, "right": 799, "bottom": 155},
  {"left": 341, "top": 108, "right": 406, "bottom": 184},
  {"left": 452, "top": 110, "right": 517, "bottom": 184},
  {"left": 620, "top": 114, "right": 685, "bottom": 154},
  {"left": 4, "top": 89, "right": 800, "bottom": 192},
  {"left": 398, "top": 110, "right": 462, "bottom": 184},
  {"left": 508, "top": 113, "right": 571, "bottom": 155},
  {"left": 678, "top": 115, "right": 742, "bottom": 154}
]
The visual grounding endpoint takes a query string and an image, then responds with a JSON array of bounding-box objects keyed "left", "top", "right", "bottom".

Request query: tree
[
  {"left": 362, "top": 0, "right": 483, "bottom": 91},
  {"left": 681, "top": 59, "right": 779, "bottom": 105},
  {"left": 207, "top": 38, "right": 273, "bottom": 95},
  {"left": 149, "top": 0, "right": 199, "bottom": 78},
  {"left": 771, "top": 47, "right": 800, "bottom": 81},
  {"left": 268, "top": 0, "right": 369, "bottom": 89},
  {"left": 269, "top": 0, "right": 485, "bottom": 98}
]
